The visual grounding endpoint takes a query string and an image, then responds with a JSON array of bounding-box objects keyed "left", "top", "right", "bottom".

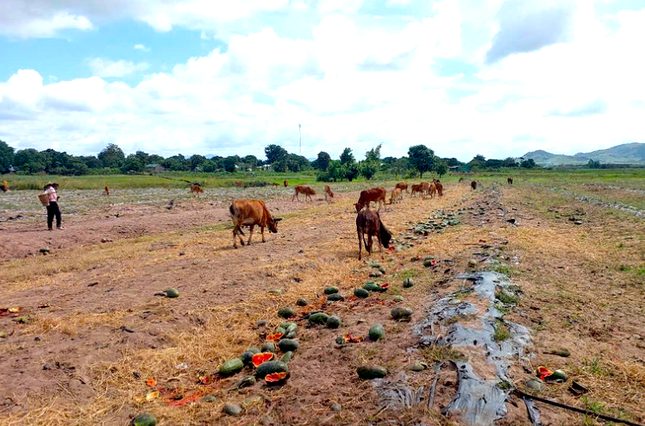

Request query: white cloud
[
  {"left": 0, "top": 1, "right": 643, "bottom": 160},
  {"left": 133, "top": 44, "right": 150, "bottom": 52},
  {"left": 87, "top": 58, "right": 150, "bottom": 78},
  {"left": 0, "top": 10, "right": 92, "bottom": 38}
]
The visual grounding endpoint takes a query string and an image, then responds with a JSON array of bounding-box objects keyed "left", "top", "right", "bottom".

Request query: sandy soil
[{"left": 1, "top": 182, "right": 643, "bottom": 426}]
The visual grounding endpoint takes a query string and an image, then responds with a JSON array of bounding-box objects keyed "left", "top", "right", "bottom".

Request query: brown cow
[
  {"left": 458, "top": 177, "right": 465, "bottom": 183},
  {"left": 190, "top": 183, "right": 204, "bottom": 196},
  {"left": 284, "top": 180, "right": 288, "bottom": 187},
  {"left": 229, "top": 200, "right": 282, "bottom": 248},
  {"left": 389, "top": 187, "right": 403, "bottom": 204},
  {"left": 292, "top": 185, "right": 316, "bottom": 202},
  {"left": 324, "top": 185, "right": 335, "bottom": 202},
  {"left": 433, "top": 179, "right": 443, "bottom": 197},
  {"left": 234, "top": 181, "right": 244, "bottom": 188},
  {"left": 507, "top": 177, "right": 513, "bottom": 185},
  {"left": 410, "top": 183, "right": 423, "bottom": 197},
  {"left": 104, "top": 186, "right": 110, "bottom": 196},
  {"left": 427, "top": 182, "right": 437, "bottom": 198},
  {"left": 471, "top": 181, "right": 477, "bottom": 190},
  {"left": 356, "top": 209, "right": 392, "bottom": 260},
  {"left": 1, "top": 180, "right": 9, "bottom": 192},
  {"left": 395, "top": 182, "right": 409, "bottom": 193},
  {"left": 355, "top": 187, "right": 387, "bottom": 212}
]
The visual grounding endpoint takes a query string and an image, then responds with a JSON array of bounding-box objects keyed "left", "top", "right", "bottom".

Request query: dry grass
[{"left": 2, "top": 181, "right": 644, "bottom": 426}]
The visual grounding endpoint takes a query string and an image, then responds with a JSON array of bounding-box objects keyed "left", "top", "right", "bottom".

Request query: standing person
[{"left": 44, "top": 183, "right": 63, "bottom": 230}]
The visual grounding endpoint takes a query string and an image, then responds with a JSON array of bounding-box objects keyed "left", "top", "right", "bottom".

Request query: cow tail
[{"left": 229, "top": 203, "right": 245, "bottom": 235}]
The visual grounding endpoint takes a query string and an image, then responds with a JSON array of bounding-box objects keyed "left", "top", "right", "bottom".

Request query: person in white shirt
[{"left": 44, "top": 183, "right": 63, "bottom": 230}]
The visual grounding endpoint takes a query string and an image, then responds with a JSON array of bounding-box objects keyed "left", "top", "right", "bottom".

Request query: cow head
[
  {"left": 268, "top": 217, "right": 282, "bottom": 233},
  {"left": 354, "top": 202, "right": 363, "bottom": 213}
]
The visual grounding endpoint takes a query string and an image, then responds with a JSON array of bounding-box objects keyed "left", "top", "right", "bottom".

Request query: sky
[{"left": 0, "top": 0, "right": 643, "bottom": 162}]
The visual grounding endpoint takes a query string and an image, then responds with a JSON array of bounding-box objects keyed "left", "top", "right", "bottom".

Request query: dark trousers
[{"left": 47, "top": 202, "right": 62, "bottom": 229}]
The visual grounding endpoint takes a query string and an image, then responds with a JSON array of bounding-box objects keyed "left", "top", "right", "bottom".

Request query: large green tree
[
  {"left": 264, "top": 144, "right": 288, "bottom": 164},
  {"left": 408, "top": 145, "right": 434, "bottom": 178},
  {"left": 434, "top": 160, "right": 448, "bottom": 178},
  {"left": 0, "top": 140, "right": 15, "bottom": 172},
  {"left": 313, "top": 151, "right": 331, "bottom": 171},
  {"left": 340, "top": 148, "right": 355, "bottom": 165},
  {"left": 98, "top": 144, "right": 126, "bottom": 168}
]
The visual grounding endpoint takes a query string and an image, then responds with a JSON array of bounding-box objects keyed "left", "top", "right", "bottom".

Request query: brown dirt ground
[{"left": 0, "top": 182, "right": 643, "bottom": 426}]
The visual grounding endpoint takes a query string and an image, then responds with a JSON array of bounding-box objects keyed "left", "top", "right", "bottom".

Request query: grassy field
[{"left": 1, "top": 168, "right": 644, "bottom": 426}]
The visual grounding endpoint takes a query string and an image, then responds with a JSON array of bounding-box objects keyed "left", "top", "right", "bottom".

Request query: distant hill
[{"left": 522, "top": 143, "right": 645, "bottom": 166}]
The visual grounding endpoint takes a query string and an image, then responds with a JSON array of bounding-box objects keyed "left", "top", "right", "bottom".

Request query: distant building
[{"left": 146, "top": 164, "right": 166, "bottom": 172}]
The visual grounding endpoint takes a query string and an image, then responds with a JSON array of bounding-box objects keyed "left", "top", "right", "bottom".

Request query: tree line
[{"left": 0, "top": 139, "right": 536, "bottom": 179}]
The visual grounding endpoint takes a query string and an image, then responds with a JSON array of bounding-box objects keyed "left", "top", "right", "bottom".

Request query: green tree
[
  {"left": 408, "top": 145, "right": 434, "bottom": 178},
  {"left": 360, "top": 161, "right": 378, "bottom": 180},
  {"left": 340, "top": 148, "right": 355, "bottom": 165},
  {"left": 313, "top": 151, "right": 331, "bottom": 171},
  {"left": 390, "top": 157, "right": 409, "bottom": 177},
  {"left": 587, "top": 159, "right": 601, "bottom": 169},
  {"left": 468, "top": 154, "right": 486, "bottom": 171},
  {"left": 435, "top": 160, "right": 449, "bottom": 178},
  {"left": 286, "top": 153, "right": 310, "bottom": 172},
  {"left": 223, "top": 156, "right": 237, "bottom": 173},
  {"left": 14, "top": 148, "right": 46, "bottom": 173},
  {"left": 502, "top": 157, "right": 518, "bottom": 167},
  {"left": 365, "top": 144, "right": 382, "bottom": 163},
  {"left": 190, "top": 154, "right": 207, "bottom": 170},
  {"left": 243, "top": 155, "right": 258, "bottom": 168},
  {"left": 264, "top": 144, "right": 288, "bottom": 164},
  {"left": 344, "top": 163, "right": 360, "bottom": 181},
  {"left": 98, "top": 144, "right": 126, "bottom": 169},
  {"left": 123, "top": 154, "right": 144, "bottom": 172},
  {"left": 0, "top": 140, "right": 15, "bottom": 173},
  {"left": 520, "top": 158, "right": 537, "bottom": 169}
]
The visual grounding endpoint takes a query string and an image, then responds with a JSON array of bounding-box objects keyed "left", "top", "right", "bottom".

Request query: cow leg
[
  {"left": 357, "top": 228, "right": 363, "bottom": 260},
  {"left": 233, "top": 226, "right": 244, "bottom": 248},
  {"left": 247, "top": 225, "right": 254, "bottom": 245},
  {"left": 261, "top": 225, "right": 266, "bottom": 243},
  {"left": 367, "top": 234, "right": 373, "bottom": 256}
]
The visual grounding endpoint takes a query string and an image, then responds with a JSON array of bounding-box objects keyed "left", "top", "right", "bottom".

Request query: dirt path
[{"left": 1, "top": 182, "right": 643, "bottom": 426}]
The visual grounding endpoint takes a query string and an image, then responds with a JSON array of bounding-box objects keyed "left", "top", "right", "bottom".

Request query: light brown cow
[
  {"left": 292, "top": 185, "right": 316, "bottom": 202},
  {"left": 395, "top": 182, "right": 409, "bottom": 193},
  {"left": 355, "top": 187, "right": 387, "bottom": 212},
  {"left": 190, "top": 184, "right": 204, "bottom": 196},
  {"left": 356, "top": 209, "right": 392, "bottom": 260},
  {"left": 410, "top": 184, "right": 423, "bottom": 197},
  {"left": 229, "top": 200, "right": 282, "bottom": 248},
  {"left": 389, "top": 187, "right": 403, "bottom": 204},
  {"left": 427, "top": 182, "right": 437, "bottom": 198},
  {"left": 324, "top": 185, "right": 335, "bottom": 202},
  {"left": 433, "top": 179, "right": 444, "bottom": 197}
]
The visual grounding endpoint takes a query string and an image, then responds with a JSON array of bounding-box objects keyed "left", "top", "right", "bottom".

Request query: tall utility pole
[{"left": 299, "top": 124, "right": 302, "bottom": 155}]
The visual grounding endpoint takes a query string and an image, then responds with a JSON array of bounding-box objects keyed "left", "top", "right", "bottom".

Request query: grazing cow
[
  {"left": 458, "top": 177, "right": 465, "bottom": 183},
  {"left": 389, "top": 187, "right": 403, "bottom": 204},
  {"left": 507, "top": 177, "right": 513, "bottom": 185},
  {"left": 410, "top": 184, "right": 424, "bottom": 197},
  {"left": 284, "top": 180, "right": 288, "bottom": 187},
  {"left": 104, "top": 186, "right": 110, "bottom": 196},
  {"left": 234, "top": 181, "right": 244, "bottom": 188},
  {"left": 395, "top": 182, "right": 409, "bottom": 194},
  {"left": 433, "top": 179, "right": 444, "bottom": 197},
  {"left": 229, "top": 200, "right": 282, "bottom": 249},
  {"left": 356, "top": 209, "right": 392, "bottom": 260},
  {"left": 427, "top": 182, "right": 437, "bottom": 198},
  {"left": 355, "top": 187, "right": 387, "bottom": 212},
  {"left": 471, "top": 181, "right": 477, "bottom": 190},
  {"left": 292, "top": 185, "right": 316, "bottom": 202},
  {"left": 1, "top": 180, "right": 9, "bottom": 192},
  {"left": 190, "top": 184, "right": 204, "bottom": 196},
  {"left": 324, "top": 185, "right": 335, "bottom": 203}
]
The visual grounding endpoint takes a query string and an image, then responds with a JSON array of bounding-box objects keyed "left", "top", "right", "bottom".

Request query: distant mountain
[{"left": 522, "top": 143, "right": 645, "bottom": 166}]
